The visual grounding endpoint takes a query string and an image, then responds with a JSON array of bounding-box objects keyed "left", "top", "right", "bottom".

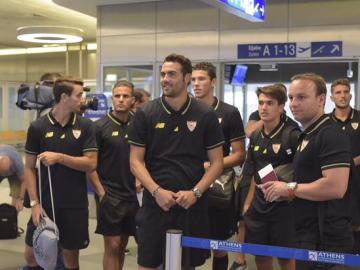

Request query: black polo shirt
[
  {"left": 330, "top": 108, "right": 360, "bottom": 159},
  {"left": 212, "top": 97, "right": 245, "bottom": 157},
  {"left": 25, "top": 112, "right": 97, "bottom": 209},
  {"left": 128, "top": 95, "right": 224, "bottom": 206},
  {"left": 330, "top": 108, "right": 360, "bottom": 226},
  {"left": 95, "top": 112, "right": 136, "bottom": 201},
  {"left": 246, "top": 115, "right": 300, "bottom": 218},
  {"left": 293, "top": 115, "right": 352, "bottom": 245}
]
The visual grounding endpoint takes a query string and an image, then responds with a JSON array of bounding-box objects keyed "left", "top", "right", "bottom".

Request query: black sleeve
[
  {"left": 83, "top": 121, "right": 98, "bottom": 153},
  {"left": 242, "top": 135, "right": 256, "bottom": 176},
  {"left": 94, "top": 120, "right": 103, "bottom": 150},
  {"left": 128, "top": 109, "right": 147, "bottom": 147},
  {"left": 318, "top": 126, "right": 351, "bottom": 170},
  {"left": 229, "top": 109, "right": 246, "bottom": 142},
  {"left": 248, "top": 110, "right": 260, "bottom": 121},
  {"left": 204, "top": 110, "right": 225, "bottom": 150},
  {"left": 25, "top": 122, "right": 40, "bottom": 155}
]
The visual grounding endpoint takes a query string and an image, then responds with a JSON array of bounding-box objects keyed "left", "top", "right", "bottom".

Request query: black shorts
[
  {"left": 95, "top": 193, "right": 138, "bottom": 236},
  {"left": 208, "top": 206, "right": 236, "bottom": 240},
  {"left": 136, "top": 204, "right": 210, "bottom": 268},
  {"left": 244, "top": 206, "right": 295, "bottom": 248},
  {"left": 25, "top": 208, "right": 89, "bottom": 250}
]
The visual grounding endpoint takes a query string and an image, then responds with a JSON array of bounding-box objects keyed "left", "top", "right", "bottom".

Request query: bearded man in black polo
[{"left": 129, "top": 54, "right": 224, "bottom": 270}]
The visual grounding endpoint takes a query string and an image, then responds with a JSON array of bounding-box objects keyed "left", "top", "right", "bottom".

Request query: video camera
[{"left": 16, "top": 82, "right": 98, "bottom": 111}]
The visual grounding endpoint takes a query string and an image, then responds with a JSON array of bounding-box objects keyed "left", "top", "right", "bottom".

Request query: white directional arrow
[
  {"left": 331, "top": 44, "right": 340, "bottom": 54},
  {"left": 313, "top": 45, "right": 325, "bottom": 55},
  {"left": 259, "top": 5, "right": 265, "bottom": 16}
]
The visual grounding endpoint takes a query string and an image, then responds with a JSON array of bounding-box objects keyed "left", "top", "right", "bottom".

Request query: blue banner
[
  {"left": 238, "top": 41, "right": 343, "bottom": 59},
  {"left": 181, "top": 236, "right": 360, "bottom": 267},
  {"left": 238, "top": 43, "right": 297, "bottom": 58},
  {"left": 311, "top": 41, "right": 342, "bottom": 57}
]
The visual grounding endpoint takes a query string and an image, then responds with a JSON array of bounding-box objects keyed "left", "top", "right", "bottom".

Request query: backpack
[{"left": 0, "top": 203, "right": 18, "bottom": 239}]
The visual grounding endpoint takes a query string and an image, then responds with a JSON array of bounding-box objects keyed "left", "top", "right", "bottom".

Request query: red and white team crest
[
  {"left": 352, "top": 122, "right": 359, "bottom": 130},
  {"left": 187, "top": 121, "right": 197, "bottom": 132},
  {"left": 272, "top": 144, "right": 281, "bottom": 154},
  {"left": 72, "top": 129, "right": 81, "bottom": 139}
]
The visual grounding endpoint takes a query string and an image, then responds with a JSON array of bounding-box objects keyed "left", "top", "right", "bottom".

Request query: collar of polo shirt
[
  {"left": 160, "top": 95, "right": 192, "bottom": 115},
  {"left": 47, "top": 111, "right": 76, "bottom": 126}
]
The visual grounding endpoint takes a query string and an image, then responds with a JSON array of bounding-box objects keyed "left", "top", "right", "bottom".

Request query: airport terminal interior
[{"left": 0, "top": 0, "right": 360, "bottom": 269}]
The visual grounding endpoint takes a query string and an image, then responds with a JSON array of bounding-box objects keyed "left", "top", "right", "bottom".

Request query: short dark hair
[
  {"left": 133, "top": 90, "right": 143, "bottom": 103},
  {"left": 163, "top": 53, "right": 192, "bottom": 76},
  {"left": 113, "top": 80, "right": 134, "bottom": 96},
  {"left": 331, "top": 78, "right": 350, "bottom": 93},
  {"left": 256, "top": 83, "right": 287, "bottom": 105},
  {"left": 291, "top": 73, "right": 327, "bottom": 96},
  {"left": 40, "top": 72, "right": 62, "bottom": 86},
  {"left": 53, "top": 76, "right": 84, "bottom": 103},
  {"left": 135, "top": 88, "right": 150, "bottom": 98},
  {"left": 192, "top": 62, "right": 216, "bottom": 80}
]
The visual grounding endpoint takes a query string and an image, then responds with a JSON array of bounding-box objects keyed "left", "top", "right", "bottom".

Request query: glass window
[
  {"left": 8, "top": 86, "right": 25, "bottom": 130},
  {"left": 103, "top": 65, "right": 153, "bottom": 95}
]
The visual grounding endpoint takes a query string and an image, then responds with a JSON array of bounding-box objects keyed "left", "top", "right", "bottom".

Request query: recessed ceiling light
[{"left": 17, "top": 26, "right": 83, "bottom": 44}]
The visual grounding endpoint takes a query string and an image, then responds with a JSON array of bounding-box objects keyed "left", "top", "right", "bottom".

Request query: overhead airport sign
[
  {"left": 238, "top": 41, "right": 343, "bottom": 59},
  {"left": 200, "top": 0, "right": 265, "bottom": 22}
]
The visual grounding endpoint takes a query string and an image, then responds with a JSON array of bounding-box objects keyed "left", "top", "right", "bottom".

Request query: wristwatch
[
  {"left": 287, "top": 182, "right": 298, "bottom": 199},
  {"left": 191, "top": 187, "right": 202, "bottom": 199},
  {"left": 30, "top": 200, "right": 39, "bottom": 208}
]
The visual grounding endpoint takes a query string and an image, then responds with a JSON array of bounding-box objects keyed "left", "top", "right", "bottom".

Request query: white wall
[{"left": 97, "top": 0, "right": 360, "bottom": 67}]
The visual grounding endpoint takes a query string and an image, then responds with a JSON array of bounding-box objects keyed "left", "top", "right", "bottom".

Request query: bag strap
[
  {"left": 37, "top": 159, "right": 58, "bottom": 237},
  {"left": 34, "top": 83, "right": 41, "bottom": 119}
]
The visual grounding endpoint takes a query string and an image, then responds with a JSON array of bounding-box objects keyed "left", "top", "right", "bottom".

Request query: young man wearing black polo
[
  {"left": 329, "top": 78, "right": 360, "bottom": 254},
  {"left": 243, "top": 84, "right": 300, "bottom": 270},
  {"left": 24, "top": 77, "right": 98, "bottom": 270},
  {"left": 263, "top": 73, "right": 353, "bottom": 270},
  {"left": 87, "top": 80, "right": 138, "bottom": 270},
  {"left": 191, "top": 62, "right": 246, "bottom": 270},
  {"left": 129, "top": 54, "right": 224, "bottom": 270}
]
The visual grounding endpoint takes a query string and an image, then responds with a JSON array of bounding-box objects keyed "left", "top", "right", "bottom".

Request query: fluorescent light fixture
[
  {"left": 17, "top": 26, "right": 83, "bottom": 44},
  {"left": 0, "top": 46, "right": 66, "bottom": 56},
  {"left": 106, "top": 74, "right": 117, "bottom": 81},
  {"left": 87, "top": 43, "right": 97, "bottom": 50},
  {"left": 259, "top": 64, "right": 278, "bottom": 71},
  {"left": 347, "top": 62, "right": 353, "bottom": 78}
]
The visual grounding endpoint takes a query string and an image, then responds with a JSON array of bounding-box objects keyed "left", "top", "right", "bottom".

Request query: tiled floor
[
  {"left": 0, "top": 181, "right": 254, "bottom": 270},
  {"left": 0, "top": 181, "right": 278, "bottom": 270}
]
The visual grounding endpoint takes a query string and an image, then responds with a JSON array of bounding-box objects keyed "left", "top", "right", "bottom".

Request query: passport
[{"left": 258, "top": 164, "right": 278, "bottom": 184}]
